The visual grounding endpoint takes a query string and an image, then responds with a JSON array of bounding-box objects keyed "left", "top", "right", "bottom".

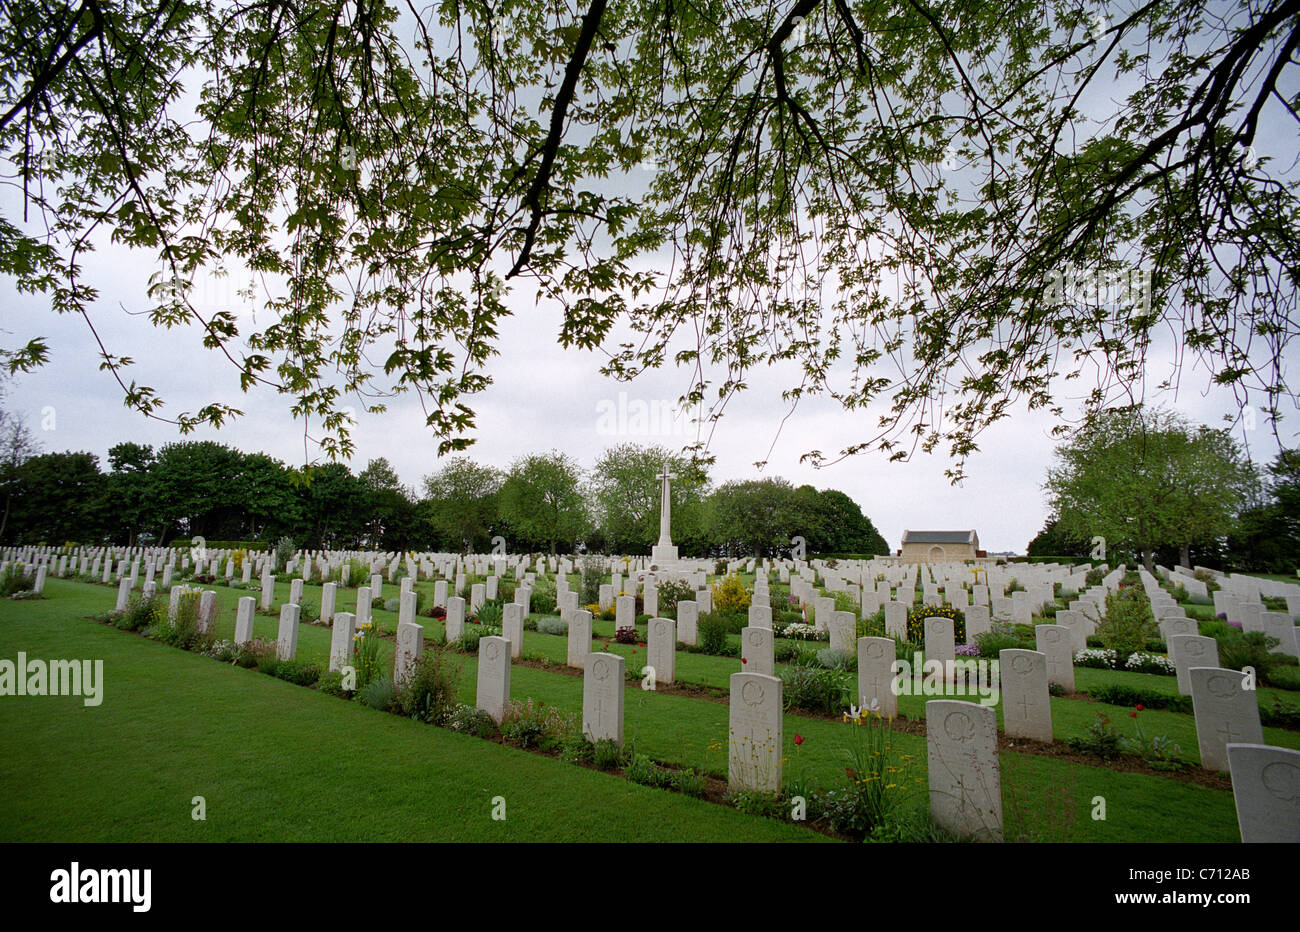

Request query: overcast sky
[{"left": 3, "top": 8, "right": 1298, "bottom": 555}]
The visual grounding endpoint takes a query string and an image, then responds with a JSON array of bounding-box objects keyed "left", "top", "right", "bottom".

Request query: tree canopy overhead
[{"left": 2, "top": 0, "right": 1297, "bottom": 477}]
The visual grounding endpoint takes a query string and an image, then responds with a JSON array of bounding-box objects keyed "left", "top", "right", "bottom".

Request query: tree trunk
[
  {"left": 1179, "top": 544, "right": 1191, "bottom": 569},
  {"left": 1142, "top": 549, "right": 1155, "bottom": 574}
]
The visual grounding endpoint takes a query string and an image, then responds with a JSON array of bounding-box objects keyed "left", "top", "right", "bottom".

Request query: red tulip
[
  {"left": 1128, "top": 711, "right": 1137, "bottom": 718},
  {"left": 1135, "top": 704, "right": 1144, "bottom": 712},
  {"left": 794, "top": 734, "right": 804, "bottom": 746}
]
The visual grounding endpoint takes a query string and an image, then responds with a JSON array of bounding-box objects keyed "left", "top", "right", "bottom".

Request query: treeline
[
  {"left": 1027, "top": 448, "right": 1300, "bottom": 573},
  {"left": 0, "top": 439, "right": 890, "bottom": 558}
]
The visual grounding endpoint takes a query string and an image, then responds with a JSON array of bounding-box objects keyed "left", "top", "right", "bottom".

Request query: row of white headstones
[
  {"left": 13, "top": 549, "right": 1299, "bottom": 842},
  {"left": 212, "top": 565, "right": 1298, "bottom": 842}
]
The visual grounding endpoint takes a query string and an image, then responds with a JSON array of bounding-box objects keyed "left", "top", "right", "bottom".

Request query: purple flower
[
  {"left": 1228, "top": 621, "right": 1243, "bottom": 629},
  {"left": 955, "top": 643, "right": 981, "bottom": 657}
]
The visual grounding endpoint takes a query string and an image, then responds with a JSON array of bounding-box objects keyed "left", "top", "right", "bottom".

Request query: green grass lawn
[
  {"left": 0, "top": 581, "right": 820, "bottom": 843},
  {"left": 5, "top": 575, "right": 1291, "bottom": 842}
]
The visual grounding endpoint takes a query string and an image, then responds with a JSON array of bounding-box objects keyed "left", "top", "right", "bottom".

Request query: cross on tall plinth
[{"left": 651, "top": 462, "right": 679, "bottom": 566}]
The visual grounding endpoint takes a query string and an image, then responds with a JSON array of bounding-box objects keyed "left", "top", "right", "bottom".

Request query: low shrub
[
  {"left": 398, "top": 649, "right": 461, "bottom": 724},
  {"left": 625, "top": 753, "right": 672, "bottom": 788},
  {"left": 857, "top": 608, "right": 886, "bottom": 640},
  {"left": 316, "top": 671, "right": 350, "bottom": 697},
  {"left": 296, "top": 597, "right": 319, "bottom": 624},
  {"left": 781, "top": 665, "right": 852, "bottom": 715},
  {"left": 446, "top": 703, "right": 498, "bottom": 738},
  {"left": 657, "top": 579, "right": 695, "bottom": 619},
  {"left": 671, "top": 768, "right": 709, "bottom": 799},
  {"left": 274, "top": 659, "right": 322, "bottom": 687},
  {"left": 234, "top": 637, "right": 274, "bottom": 669},
  {"left": 975, "top": 621, "right": 1033, "bottom": 659},
  {"left": 1096, "top": 587, "right": 1156, "bottom": 660},
  {"left": 1261, "top": 695, "right": 1300, "bottom": 729},
  {"left": 1074, "top": 648, "right": 1118, "bottom": 669},
  {"left": 0, "top": 565, "right": 28, "bottom": 598},
  {"left": 816, "top": 648, "right": 855, "bottom": 672},
  {"left": 118, "top": 595, "right": 162, "bottom": 633},
  {"left": 500, "top": 698, "right": 579, "bottom": 751},
  {"left": 1122, "top": 652, "right": 1175, "bottom": 676},
  {"left": 1086, "top": 684, "right": 1192, "bottom": 714},
  {"left": 725, "top": 790, "right": 785, "bottom": 820},
  {"left": 558, "top": 733, "right": 595, "bottom": 764},
  {"left": 474, "top": 599, "right": 504, "bottom": 626},
  {"left": 1264, "top": 664, "right": 1300, "bottom": 691},
  {"left": 537, "top": 616, "right": 569, "bottom": 636},
  {"left": 698, "top": 613, "right": 732, "bottom": 655},
  {"left": 592, "top": 737, "right": 623, "bottom": 771},
  {"left": 202, "top": 639, "right": 239, "bottom": 663},
  {"left": 780, "top": 622, "right": 823, "bottom": 641},
  {"left": 580, "top": 557, "right": 603, "bottom": 604},
  {"left": 1217, "top": 628, "right": 1287, "bottom": 683},
  {"left": 711, "top": 574, "right": 750, "bottom": 614},
  {"left": 528, "top": 578, "right": 558, "bottom": 616},
  {"left": 150, "top": 592, "right": 214, "bottom": 653},
  {"left": 448, "top": 628, "right": 484, "bottom": 654},
  {"left": 1067, "top": 712, "right": 1124, "bottom": 760},
  {"left": 906, "top": 604, "right": 966, "bottom": 643},
  {"left": 358, "top": 676, "right": 397, "bottom": 712}
]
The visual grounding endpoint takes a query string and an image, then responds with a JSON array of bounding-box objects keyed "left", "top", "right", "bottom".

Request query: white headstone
[
  {"left": 1168, "top": 634, "right": 1218, "bottom": 696},
  {"left": 355, "top": 586, "right": 373, "bottom": 626},
  {"left": 115, "top": 577, "right": 132, "bottom": 612},
  {"left": 1000, "top": 649, "right": 1053, "bottom": 743},
  {"left": 927, "top": 700, "right": 1002, "bottom": 841},
  {"left": 647, "top": 618, "right": 676, "bottom": 685},
  {"left": 858, "top": 636, "right": 897, "bottom": 718},
  {"left": 445, "top": 596, "right": 466, "bottom": 643},
  {"left": 568, "top": 610, "right": 592, "bottom": 669},
  {"left": 1034, "top": 624, "right": 1075, "bottom": 691},
  {"left": 329, "top": 612, "right": 356, "bottom": 673},
  {"left": 885, "top": 601, "right": 908, "bottom": 639},
  {"left": 475, "top": 635, "right": 511, "bottom": 724},
  {"left": 740, "top": 626, "right": 774, "bottom": 677},
  {"left": 198, "top": 590, "right": 218, "bottom": 634},
  {"left": 583, "top": 652, "right": 625, "bottom": 746},
  {"left": 728, "top": 672, "right": 783, "bottom": 793},
  {"left": 234, "top": 596, "right": 256, "bottom": 645},
  {"left": 615, "top": 594, "right": 636, "bottom": 632},
  {"left": 502, "top": 602, "right": 524, "bottom": 659},
  {"left": 829, "top": 610, "right": 857, "bottom": 654},
  {"left": 394, "top": 621, "right": 424, "bottom": 686},
  {"left": 964, "top": 604, "right": 991, "bottom": 644},
  {"left": 924, "top": 616, "right": 956, "bottom": 673},
  {"left": 1226, "top": 743, "right": 1300, "bottom": 843},
  {"left": 677, "top": 599, "right": 699, "bottom": 646},
  {"left": 276, "top": 603, "right": 300, "bottom": 661},
  {"left": 1190, "top": 667, "right": 1264, "bottom": 771},
  {"left": 321, "top": 582, "right": 337, "bottom": 626}
]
